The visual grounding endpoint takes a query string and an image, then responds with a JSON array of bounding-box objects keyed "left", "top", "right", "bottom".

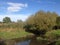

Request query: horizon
[{"left": 0, "top": 0, "right": 60, "bottom": 21}]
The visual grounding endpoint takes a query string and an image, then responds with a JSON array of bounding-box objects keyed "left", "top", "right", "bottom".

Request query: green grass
[
  {"left": 45, "top": 30, "right": 60, "bottom": 40},
  {"left": 0, "top": 30, "right": 30, "bottom": 39},
  {"left": 0, "top": 23, "right": 33, "bottom": 40},
  {"left": 46, "top": 30, "right": 60, "bottom": 36}
]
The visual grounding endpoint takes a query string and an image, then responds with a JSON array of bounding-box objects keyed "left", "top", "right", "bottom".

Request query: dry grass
[{"left": 0, "top": 23, "right": 30, "bottom": 39}]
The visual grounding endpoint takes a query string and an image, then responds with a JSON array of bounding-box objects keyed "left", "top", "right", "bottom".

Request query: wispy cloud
[
  {"left": 7, "top": 2, "right": 28, "bottom": 12},
  {"left": 32, "top": 0, "right": 56, "bottom": 4},
  {"left": 45, "top": 1, "right": 56, "bottom": 4}
]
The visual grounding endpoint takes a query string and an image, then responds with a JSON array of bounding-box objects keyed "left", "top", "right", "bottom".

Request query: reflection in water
[
  {"left": 16, "top": 38, "right": 48, "bottom": 45},
  {"left": 16, "top": 36, "right": 40, "bottom": 45},
  {"left": 16, "top": 40, "right": 30, "bottom": 45},
  {"left": 29, "top": 38, "right": 42, "bottom": 45},
  {"left": 0, "top": 36, "right": 49, "bottom": 45},
  {"left": 16, "top": 38, "right": 41, "bottom": 45},
  {"left": 0, "top": 39, "right": 49, "bottom": 45}
]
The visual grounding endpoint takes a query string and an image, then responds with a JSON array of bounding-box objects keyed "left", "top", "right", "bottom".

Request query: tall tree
[{"left": 24, "top": 11, "right": 58, "bottom": 36}]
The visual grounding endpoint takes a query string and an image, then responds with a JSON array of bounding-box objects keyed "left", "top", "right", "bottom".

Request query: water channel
[{"left": 16, "top": 40, "right": 30, "bottom": 45}]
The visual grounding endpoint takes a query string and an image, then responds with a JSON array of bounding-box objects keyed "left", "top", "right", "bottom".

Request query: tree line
[{"left": 1, "top": 11, "right": 60, "bottom": 33}]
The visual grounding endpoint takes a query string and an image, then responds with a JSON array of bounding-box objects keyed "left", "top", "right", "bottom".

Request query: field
[
  {"left": 0, "top": 23, "right": 31, "bottom": 39},
  {"left": 0, "top": 30, "right": 30, "bottom": 39}
]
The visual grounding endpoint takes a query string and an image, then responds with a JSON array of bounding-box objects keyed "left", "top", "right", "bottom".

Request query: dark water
[
  {"left": 16, "top": 40, "right": 30, "bottom": 45},
  {"left": 0, "top": 36, "right": 48, "bottom": 45}
]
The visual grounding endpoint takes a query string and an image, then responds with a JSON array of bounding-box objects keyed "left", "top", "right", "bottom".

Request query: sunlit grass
[
  {"left": 45, "top": 30, "right": 60, "bottom": 40},
  {"left": 0, "top": 30, "right": 30, "bottom": 39},
  {"left": 0, "top": 23, "right": 32, "bottom": 39}
]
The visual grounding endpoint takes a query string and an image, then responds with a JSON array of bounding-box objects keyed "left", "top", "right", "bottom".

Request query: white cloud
[
  {"left": 0, "top": 14, "right": 30, "bottom": 22},
  {"left": 7, "top": 6, "right": 22, "bottom": 12},
  {"left": 7, "top": 2, "right": 28, "bottom": 12}
]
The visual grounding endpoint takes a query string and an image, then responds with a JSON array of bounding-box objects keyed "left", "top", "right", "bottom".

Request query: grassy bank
[
  {"left": 0, "top": 30, "right": 30, "bottom": 39},
  {"left": 0, "top": 23, "right": 33, "bottom": 40}
]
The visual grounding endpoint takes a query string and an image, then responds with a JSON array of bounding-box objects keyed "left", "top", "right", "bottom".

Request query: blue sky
[{"left": 0, "top": 0, "right": 60, "bottom": 21}]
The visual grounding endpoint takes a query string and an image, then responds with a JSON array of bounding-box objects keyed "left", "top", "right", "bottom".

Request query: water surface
[{"left": 16, "top": 40, "right": 30, "bottom": 45}]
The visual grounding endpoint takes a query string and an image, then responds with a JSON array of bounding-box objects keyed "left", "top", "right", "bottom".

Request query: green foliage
[
  {"left": 25, "top": 11, "right": 58, "bottom": 31},
  {"left": 3, "top": 17, "right": 11, "bottom": 23},
  {"left": 45, "top": 30, "right": 60, "bottom": 40},
  {"left": 17, "top": 20, "right": 24, "bottom": 28},
  {"left": 56, "top": 16, "right": 60, "bottom": 26},
  {"left": 56, "top": 39, "right": 60, "bottom": 45},
  {"left": 0, "top": 23, "right": 24, "bottom": 32},
  {"left": 0, "top": 30, "right": 29, "bottom": 39}
]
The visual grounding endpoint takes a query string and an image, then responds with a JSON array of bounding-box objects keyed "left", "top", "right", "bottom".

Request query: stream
[{"left": 16, "top": 40, "right": 30, "bottom": 45}]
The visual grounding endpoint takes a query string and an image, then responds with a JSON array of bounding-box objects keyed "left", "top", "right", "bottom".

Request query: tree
[
  {"left": 3, "top": 17, "right": 11, "bottom": 23},
  {"left": 24, "top": 11, "right": 58, "bottom": 36},
  {"left": 56, "top": 16, "right": 60, "bottom": 26},
  {"left": 54, "top": 16, "right": 60, "bottom": 29}
]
